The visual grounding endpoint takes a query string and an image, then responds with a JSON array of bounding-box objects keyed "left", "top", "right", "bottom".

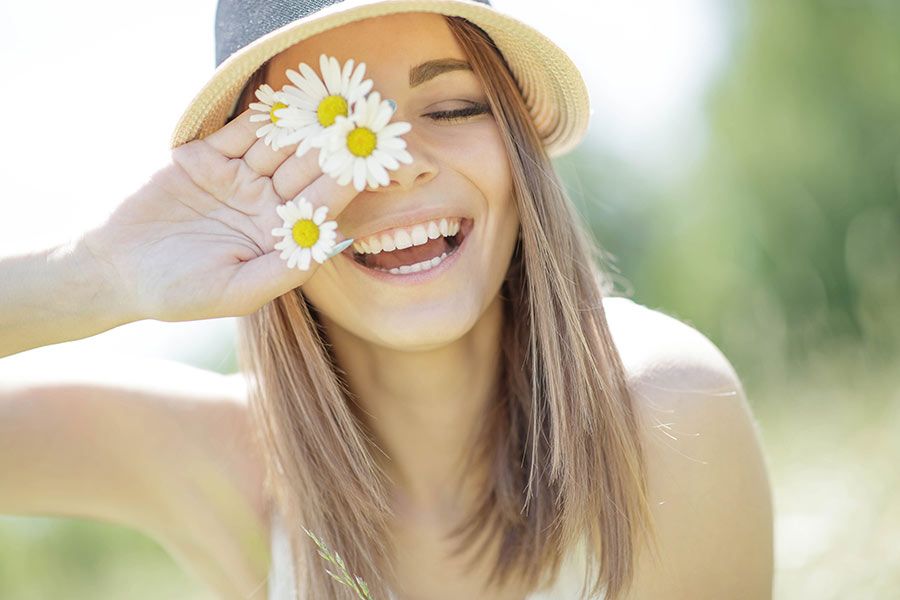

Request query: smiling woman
[
  {"left": 232, "top": 10, "right": 644, "bottom": 600},
  {"left": 0, "top": 0, "right": 772, "bottom": 599}
]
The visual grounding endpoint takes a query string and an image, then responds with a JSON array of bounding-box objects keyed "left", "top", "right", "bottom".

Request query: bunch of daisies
[
  {"left": 250, "top": 54, "right": 413, "bottom": 192},
  {"left": 251, "top": 54, "right": 414, "bottom": 271}
]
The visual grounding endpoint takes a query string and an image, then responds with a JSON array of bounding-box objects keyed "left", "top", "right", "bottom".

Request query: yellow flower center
[
  {"left": 317, "top": 95, "right": 349, "bottom": 127},
  {"left": 269, "top": 101, "right": 288, "bottom": 123},
  {"left": 292, "top": 219, "right": 320, "bottom": 248},
  {"left": 346, "top": 127, "right": 377, "bottom": 157}
]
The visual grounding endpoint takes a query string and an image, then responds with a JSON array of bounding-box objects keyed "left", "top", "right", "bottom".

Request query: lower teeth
[{"left": 372, "top": 249, "right": 454, "bottom": 275}]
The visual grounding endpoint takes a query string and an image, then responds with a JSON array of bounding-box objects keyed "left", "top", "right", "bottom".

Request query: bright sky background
[{"left": 0, "top": 0, "right": 731, "bottom": 368}]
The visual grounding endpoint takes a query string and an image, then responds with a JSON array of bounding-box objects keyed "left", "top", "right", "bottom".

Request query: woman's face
[{"left": 267, "top": 13, "right": 519, "bottom": 351}]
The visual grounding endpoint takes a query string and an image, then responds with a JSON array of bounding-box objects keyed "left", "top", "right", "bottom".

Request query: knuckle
[{"left": 171, "top": 140, "right": 240, "bottom": 200}]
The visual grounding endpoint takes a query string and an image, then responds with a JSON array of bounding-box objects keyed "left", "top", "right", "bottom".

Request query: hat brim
[{"left": 170, "top": 0, "right": 590, "bottom": 157}]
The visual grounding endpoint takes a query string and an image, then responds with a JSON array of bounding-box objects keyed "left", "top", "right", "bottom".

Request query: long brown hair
[{"left": 235, "top": 15, "right": 655, "bottom": 600}]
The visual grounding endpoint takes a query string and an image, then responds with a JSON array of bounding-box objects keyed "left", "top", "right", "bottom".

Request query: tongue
[{"left": 367, "top": 236, "right": 452, "bottom": 270}]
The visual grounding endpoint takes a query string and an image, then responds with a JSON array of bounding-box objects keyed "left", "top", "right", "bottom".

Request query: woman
[{"left": 0, "top": 1, "right": 773, "bottom": 599}]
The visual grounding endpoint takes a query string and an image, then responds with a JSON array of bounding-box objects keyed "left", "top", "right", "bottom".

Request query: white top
[{"left": 268, "top": 512, "right": 606, "bottom": 599}]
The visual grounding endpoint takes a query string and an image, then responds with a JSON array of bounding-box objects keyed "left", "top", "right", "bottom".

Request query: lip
[{"left": 338, "top": 218, "right": 473, "bottom": 285}]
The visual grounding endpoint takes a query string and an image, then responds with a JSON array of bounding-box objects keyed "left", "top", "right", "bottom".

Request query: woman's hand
[{"left": 80, "top": 108, "right": 359, "bottom": 322}]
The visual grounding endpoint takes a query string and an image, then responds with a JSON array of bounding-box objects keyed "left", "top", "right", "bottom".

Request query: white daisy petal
[
  {"left": 348, "top": 61, "right": 366, "bottom": 89},
  {"left": 287, "top": 248, "right": 300, "bottom": 269},
  {"left": 364, "top": 91, "right": 381, "bottom": 124},
  {"left": 320, "top": 221, "right": 338, "bottom": 231},
  {"left": 299, "top": 62, "right": 329, "bottom": 97},
  {"left": 372, "top": 149, "right": 399, "bottom": 170},
  {"left": 337, "top": 167, "right": 354, "bottom": 187},
  {"left": 275, "top": 204, "right": 291, "bottom": 222},
  {"left": 254, "top": 84, "right": 275, "bottom": 103},
  {"left": 312, "top": 245, "right": 328, "bottom": 264},
  {"left": 295, "top": 137, "right": 315, "bottom": 158},
  {"left": 365, "top": 168, "right": 378, "bottom": 190},
  {"left": 286, "top": 66, "right": 324, "bottom": 99},
  {"left": 380, "top": 121, "right": 412, "bottom": 138},
  {"left": 281, "top": 90, "right": 319, "bottom": 111},
  {"left": 377, "top": 137, "right": 407, "bottom": 150},
  {"left": 322, "top": 55, "right": 342, "bottom": 94},
  {"left": 322, "top": 149, "right": 350, "bottom": 174},
  {"left": 367, "top": 156, "right": 390, "bottom": 187},
  {"left": 297, "top": 249, "right": 312, "bottom": 271},
  {"left": 371, "top": 103, "right": 394, "bottom": 131},
  {"left": 297, "top": 200, "right": 313, "bottom": 220},
  {"left": 357, "top": 78, "right": 374, "bottom": 101},
  {"left": 353, "top": 158, "right": 367, "bottom": 192},
  {"left": 340, "top": 58, "right": 354, "bottom": 91},
  {"left": 313, "top": 205, "right": 328, "bottom": 224},
  {"left": 271, "top": 227, "right": 291, "bottom": 237}
]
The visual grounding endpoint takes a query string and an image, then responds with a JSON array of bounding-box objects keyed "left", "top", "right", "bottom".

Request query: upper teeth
[{"left": 352, "top": 217, "right": 462, "bottom": 255}]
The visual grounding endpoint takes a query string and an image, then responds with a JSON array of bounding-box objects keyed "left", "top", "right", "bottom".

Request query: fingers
[
  {"left": 232, "top": 158, "right": 363, "bottom": 305},
  {"left": 242, "top": 135, "right": 299, "bottom": 177},
  {"left": 272, "top": 151, "right": 359, "bottom": 215},
  {"left": 202, "top": 108, "right": 261, "bottom": 159}
]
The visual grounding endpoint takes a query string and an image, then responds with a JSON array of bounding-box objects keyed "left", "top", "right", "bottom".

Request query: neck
[{"left": 320, "top": 294, "right": 505, "bottom": 521}]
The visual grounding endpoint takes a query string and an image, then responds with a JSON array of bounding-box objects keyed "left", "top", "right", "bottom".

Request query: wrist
[{"left": 56, "top": 232, "right": 143, "bottom": 329}]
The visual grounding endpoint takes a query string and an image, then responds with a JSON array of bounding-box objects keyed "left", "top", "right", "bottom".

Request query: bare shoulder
[
  {"left": 0, "top": 352, "right": 271, "bottom": 599},
  {"left": 601, "top": 296, "right": 774, "bottom": 600}
]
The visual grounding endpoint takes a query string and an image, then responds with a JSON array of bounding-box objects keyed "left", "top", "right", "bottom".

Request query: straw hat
[{"left": 170, "top": 0, "right": 591, "bottom": 157}]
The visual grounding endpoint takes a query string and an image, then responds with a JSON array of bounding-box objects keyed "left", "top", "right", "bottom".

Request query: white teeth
[
  {"left": 382, "top": 251, "right": 451, "bottom": 275},
  {"left": 394, "top": 229, "right": 413, "bottom": 249},
  {"left": 410, "top": 224, "right": 428, "bottom": 246},
  {"left": 354, "top": 217, "right": 463, "bottom": 255}
]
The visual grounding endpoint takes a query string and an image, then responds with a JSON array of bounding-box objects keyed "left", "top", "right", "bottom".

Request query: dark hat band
[{"left": 215, "top": 0, "right": 491, "bottom": 67}]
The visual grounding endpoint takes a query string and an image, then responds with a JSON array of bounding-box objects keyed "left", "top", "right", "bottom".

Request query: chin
[{"left": 363, "top": 305, "right": 482, "bottom": 351}]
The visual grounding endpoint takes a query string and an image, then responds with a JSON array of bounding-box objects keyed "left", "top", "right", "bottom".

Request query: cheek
[{"left": 437, "top": 121, "right": 514, "bottom": 208}]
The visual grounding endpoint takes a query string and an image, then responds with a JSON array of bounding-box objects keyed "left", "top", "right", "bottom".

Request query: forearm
[{"left": 0, "top": 238, "right": 135, "bottom": 358}]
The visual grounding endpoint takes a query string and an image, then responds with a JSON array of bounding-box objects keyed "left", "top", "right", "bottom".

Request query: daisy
[
  {"left": 275, "top": 54, "right": 375, "bottom": 160},
  {"left": 248, "top": 83, "right": 295, "bottom": 150},
  {"left": 271, "top": 195, "right": 339, "bottom": 271},
  {"left": 320, "top": 90, "right": 414, "bottom": 192}
]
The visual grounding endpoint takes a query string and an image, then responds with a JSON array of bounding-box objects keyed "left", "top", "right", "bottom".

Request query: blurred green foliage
[
  {"left": 2, "top": 1, "right": 898, "bottom": 598},
  {"left": 563, "top": 0, "right": 900, "bottom": 388}
]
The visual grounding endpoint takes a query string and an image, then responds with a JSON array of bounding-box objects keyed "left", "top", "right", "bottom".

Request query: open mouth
[{"left": 349, "top": 217, "right": 472, "bottom": 275}]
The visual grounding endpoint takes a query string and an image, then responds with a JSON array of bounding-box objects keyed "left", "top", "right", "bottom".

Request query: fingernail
[{"left": 325, "top": 238, "right": 354, "bottom": 259}]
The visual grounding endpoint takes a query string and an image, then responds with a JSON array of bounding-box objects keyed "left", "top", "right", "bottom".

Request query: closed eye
[{"left": 426, "top": 101, "right": 491, "bottom": 122}]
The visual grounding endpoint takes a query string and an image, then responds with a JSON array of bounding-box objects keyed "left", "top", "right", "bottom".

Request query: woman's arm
[
  {"left": 0, "top": 239, "right": 134, "bottom": 358},
  {"left": 0, "top": 356, "right": 270, "bottom": 599},
  {"left": 1, "top": 107, "right": 363, "bottom": 359},
  {"left": 607, "top": 300, "right": 774, "bottom": 600}
]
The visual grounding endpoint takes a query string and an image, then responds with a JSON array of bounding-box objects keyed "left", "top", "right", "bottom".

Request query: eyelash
[{"left": 426, "top": 102, "right": 491, "bottom": 122}]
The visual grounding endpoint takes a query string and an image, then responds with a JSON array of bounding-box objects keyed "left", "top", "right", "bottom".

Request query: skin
[{"left": 0, "top": 11, "right": 773, "bottom": 600}]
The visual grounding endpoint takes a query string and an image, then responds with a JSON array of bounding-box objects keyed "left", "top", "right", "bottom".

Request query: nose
[{"left": 374, "top": 129, "right": 438, "bottom": 192}]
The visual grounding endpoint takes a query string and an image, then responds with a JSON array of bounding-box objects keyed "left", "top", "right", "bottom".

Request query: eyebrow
[{"left": 409, "top": 58, "right": 472, "bottom": 88}]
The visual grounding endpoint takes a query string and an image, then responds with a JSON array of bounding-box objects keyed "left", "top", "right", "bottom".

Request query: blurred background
[{"left": 1, "top": 0, "right": 898, "bottom": 598}]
